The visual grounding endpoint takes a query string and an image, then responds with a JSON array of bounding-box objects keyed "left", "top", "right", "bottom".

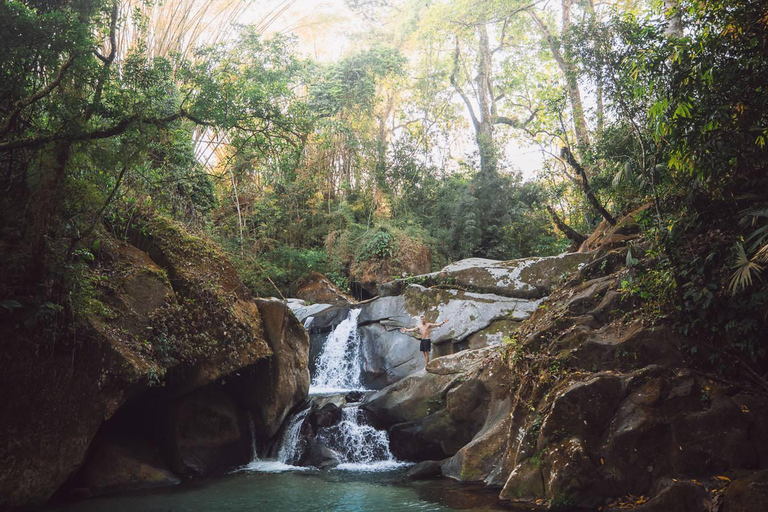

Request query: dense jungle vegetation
[{"left": 1, "top": 0, "right": 767, "bottom": 369}]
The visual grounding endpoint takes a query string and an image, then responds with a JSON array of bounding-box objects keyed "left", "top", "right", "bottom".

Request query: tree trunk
[
  {"left": 28, "top": 141, "right": 72, "bottom": 285},
  {"left": 546, "top": 204, "right": 587, "bottom": 246},
  {"left": 475, "top": 23, "right": 497, "bottom": 177},
  {"left": 531, "top": 1, "right": 590, "bottom": 148},
  {"left": 561, "top": 146, "right": 616, "bottom": 225}
]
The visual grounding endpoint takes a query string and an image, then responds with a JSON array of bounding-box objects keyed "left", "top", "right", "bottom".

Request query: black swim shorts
[{"left": 419, "top": 338, "right": 431, "bottom": 352}]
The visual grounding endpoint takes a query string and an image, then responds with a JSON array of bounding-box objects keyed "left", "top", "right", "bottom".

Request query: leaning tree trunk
[
  {"left": 561, "top": 147, "right": 617, "bottom": 226},
  {"left": 546, "top": 204, "right": 587, "bottom": 248}
]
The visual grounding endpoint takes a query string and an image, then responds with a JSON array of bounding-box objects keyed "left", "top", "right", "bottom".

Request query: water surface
[{"left": 50, "top": 467, "right": 509, "bottom": 512}]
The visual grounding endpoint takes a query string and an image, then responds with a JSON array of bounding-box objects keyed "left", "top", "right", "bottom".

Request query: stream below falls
[{"left": 47, "top": 310, "right": 512, "bottom": 512}]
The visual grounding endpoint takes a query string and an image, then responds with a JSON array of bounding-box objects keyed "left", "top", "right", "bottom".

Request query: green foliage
[
  {"left": 308, "top": 45, "right": 407, "bottom": 116},
  {"left": 357, "top": 229, "right": 395, "bottom": 261},
  {"left": 621, "top": 265, "right": 677, "bottom": 321}
]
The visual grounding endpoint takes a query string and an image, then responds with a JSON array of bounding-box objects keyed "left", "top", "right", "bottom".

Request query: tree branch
[
  {"left": 0, "top": 113, "right": 184, "bottom": 152},
  {"left": 0, "top": 53, "right": 77, "bottom": 139},
  {"left": 85, "top": 1, "right": 119, "bottom": 121}
]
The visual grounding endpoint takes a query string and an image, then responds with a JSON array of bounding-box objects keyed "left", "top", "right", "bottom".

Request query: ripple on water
[
  {"left": 334, "top": 461, "right": 411, "bottom": 472},
  {"left": 238, "top": 460, "right": 313, "bottom": 473}
]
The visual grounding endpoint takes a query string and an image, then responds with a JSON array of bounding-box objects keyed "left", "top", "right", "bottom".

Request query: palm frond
[
  {"left": 729, "top": 242, "right": 764, "bottom": 294},
  {"left": 739, "top": 207, "right": 768, "bottom": 227},
  {"left": 754, "top": 243, "right": 768, "bottom": 264}
]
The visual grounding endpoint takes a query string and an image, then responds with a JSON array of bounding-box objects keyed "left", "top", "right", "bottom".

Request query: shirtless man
[{"left": 400, "top": 315, "right": 449, "bottom": 364}]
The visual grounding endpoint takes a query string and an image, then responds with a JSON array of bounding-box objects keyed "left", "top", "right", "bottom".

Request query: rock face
[
  {"left": 359, "top": 323, "right": 424, "bottom": 389},
  {"left": 362, "top": 235, "right": 768, "bottom": 511},
  {"left": 363, "top": 348, "right": 503, "bottom": 461},
  {"left": 287, "top": 299, "right": 351, "bottom": 333},
  {"left": 0, "top": 212, "right": 309, "bottom": 509},
  {"left": 353, "top": 284, "right": 540, "bottom": 387},
  {"left": 163, "top": 387, "right": 251, "bottom": 476},
  {"left": 77, "top": 435, "right": 180, "bottom": 496}
]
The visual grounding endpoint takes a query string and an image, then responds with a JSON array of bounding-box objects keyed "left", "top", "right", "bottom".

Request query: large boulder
[
  {"left": 226, "top": 298, "right": 310, "bottom": 440},
  {"left": 359, "top": 286, "right": 539, "bottom": 359},
  {"left": 363, "top": 348, "right": 502, "bottom": 462},
  {"left": 300, "top": 438, "right": 341, "bottom": 469},
  {"left": 363, "top": 369, "right": 458, "bottom": 426},
  {"left": 441, "top": 398, "right": 512, "bottom": 484},
  {"left": 286, "top": 299, "right": 351, "bottom": 333},
  {"left": 294, "top": 272, "right": 354, "bottom": 306},
  {"left": 0, "top": 213, "right": 273, "bottom": 509},
  {"left": 359, "top": 323, "right": 423, "bottom": 389},
  {"left": 382, "top": 252, "right": 593, "bottom": 299}
]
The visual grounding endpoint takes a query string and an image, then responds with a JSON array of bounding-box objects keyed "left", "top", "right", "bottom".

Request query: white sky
[{"left": 239, "top": 0, "right": 545, "bottom": 179}]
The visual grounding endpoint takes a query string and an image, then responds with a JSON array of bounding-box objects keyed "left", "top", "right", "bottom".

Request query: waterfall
[
  {"left": 246, "top": 412, "right": 258, "bottom": 460},
  {"left": 318, "top": 406, "right": 401, "bottom": 470},
  {"left": 242, "top": 306, "right": 404, "bottom": 473},
  {"left": 241, "top": 405, "right": 312, "bottom": 473},
  {"left": 275, "top": 406, "right": 311, "bottom": 465},
  {"left": 311, "top": 309, "right": 363, "bottom": 393}
]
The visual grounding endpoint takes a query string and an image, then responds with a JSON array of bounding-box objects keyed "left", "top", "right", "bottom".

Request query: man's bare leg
[{"left": 423, "top": 351, "right": 430, "bottom": 364}]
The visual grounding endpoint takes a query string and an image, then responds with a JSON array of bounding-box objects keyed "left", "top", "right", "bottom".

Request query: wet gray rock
[
  {"left": 286, "top": 300, "right": 350, "bottom": 332},
  {"left": 310, "top": 403, "right": 343, "bottom": 429},
  {"left": 300, "top": 438, "right": 341, "bottom": 469},
  {"left": 359, "top": 323, "right": 423, "bottom": 389},
  {"left": 357, "top": 286, "right": 539, "bottom": 367},
  {"left": 406, "top": 460, "right": 445, "bottom": 480}
]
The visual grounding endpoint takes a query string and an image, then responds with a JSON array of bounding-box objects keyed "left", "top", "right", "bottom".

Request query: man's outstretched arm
[{"left": 428, "top": 319, "right": 449, "bottom": 327}]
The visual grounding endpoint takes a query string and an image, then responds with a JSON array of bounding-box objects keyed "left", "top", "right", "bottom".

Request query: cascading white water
[
  {"left": 317, "top": 406, "right": 401, "bottom": 470},
  {"left": 246, "top": 412, "right": 258, "bottom": 460},
  {"left": 240, "top": 406, "right": 312, "bottom": 473},
  {"left": 311, "top": 309, "right": 363, "bottom": 393},
  {"left": 276, "top": 406, "right": 310, "bottom": 465}
]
